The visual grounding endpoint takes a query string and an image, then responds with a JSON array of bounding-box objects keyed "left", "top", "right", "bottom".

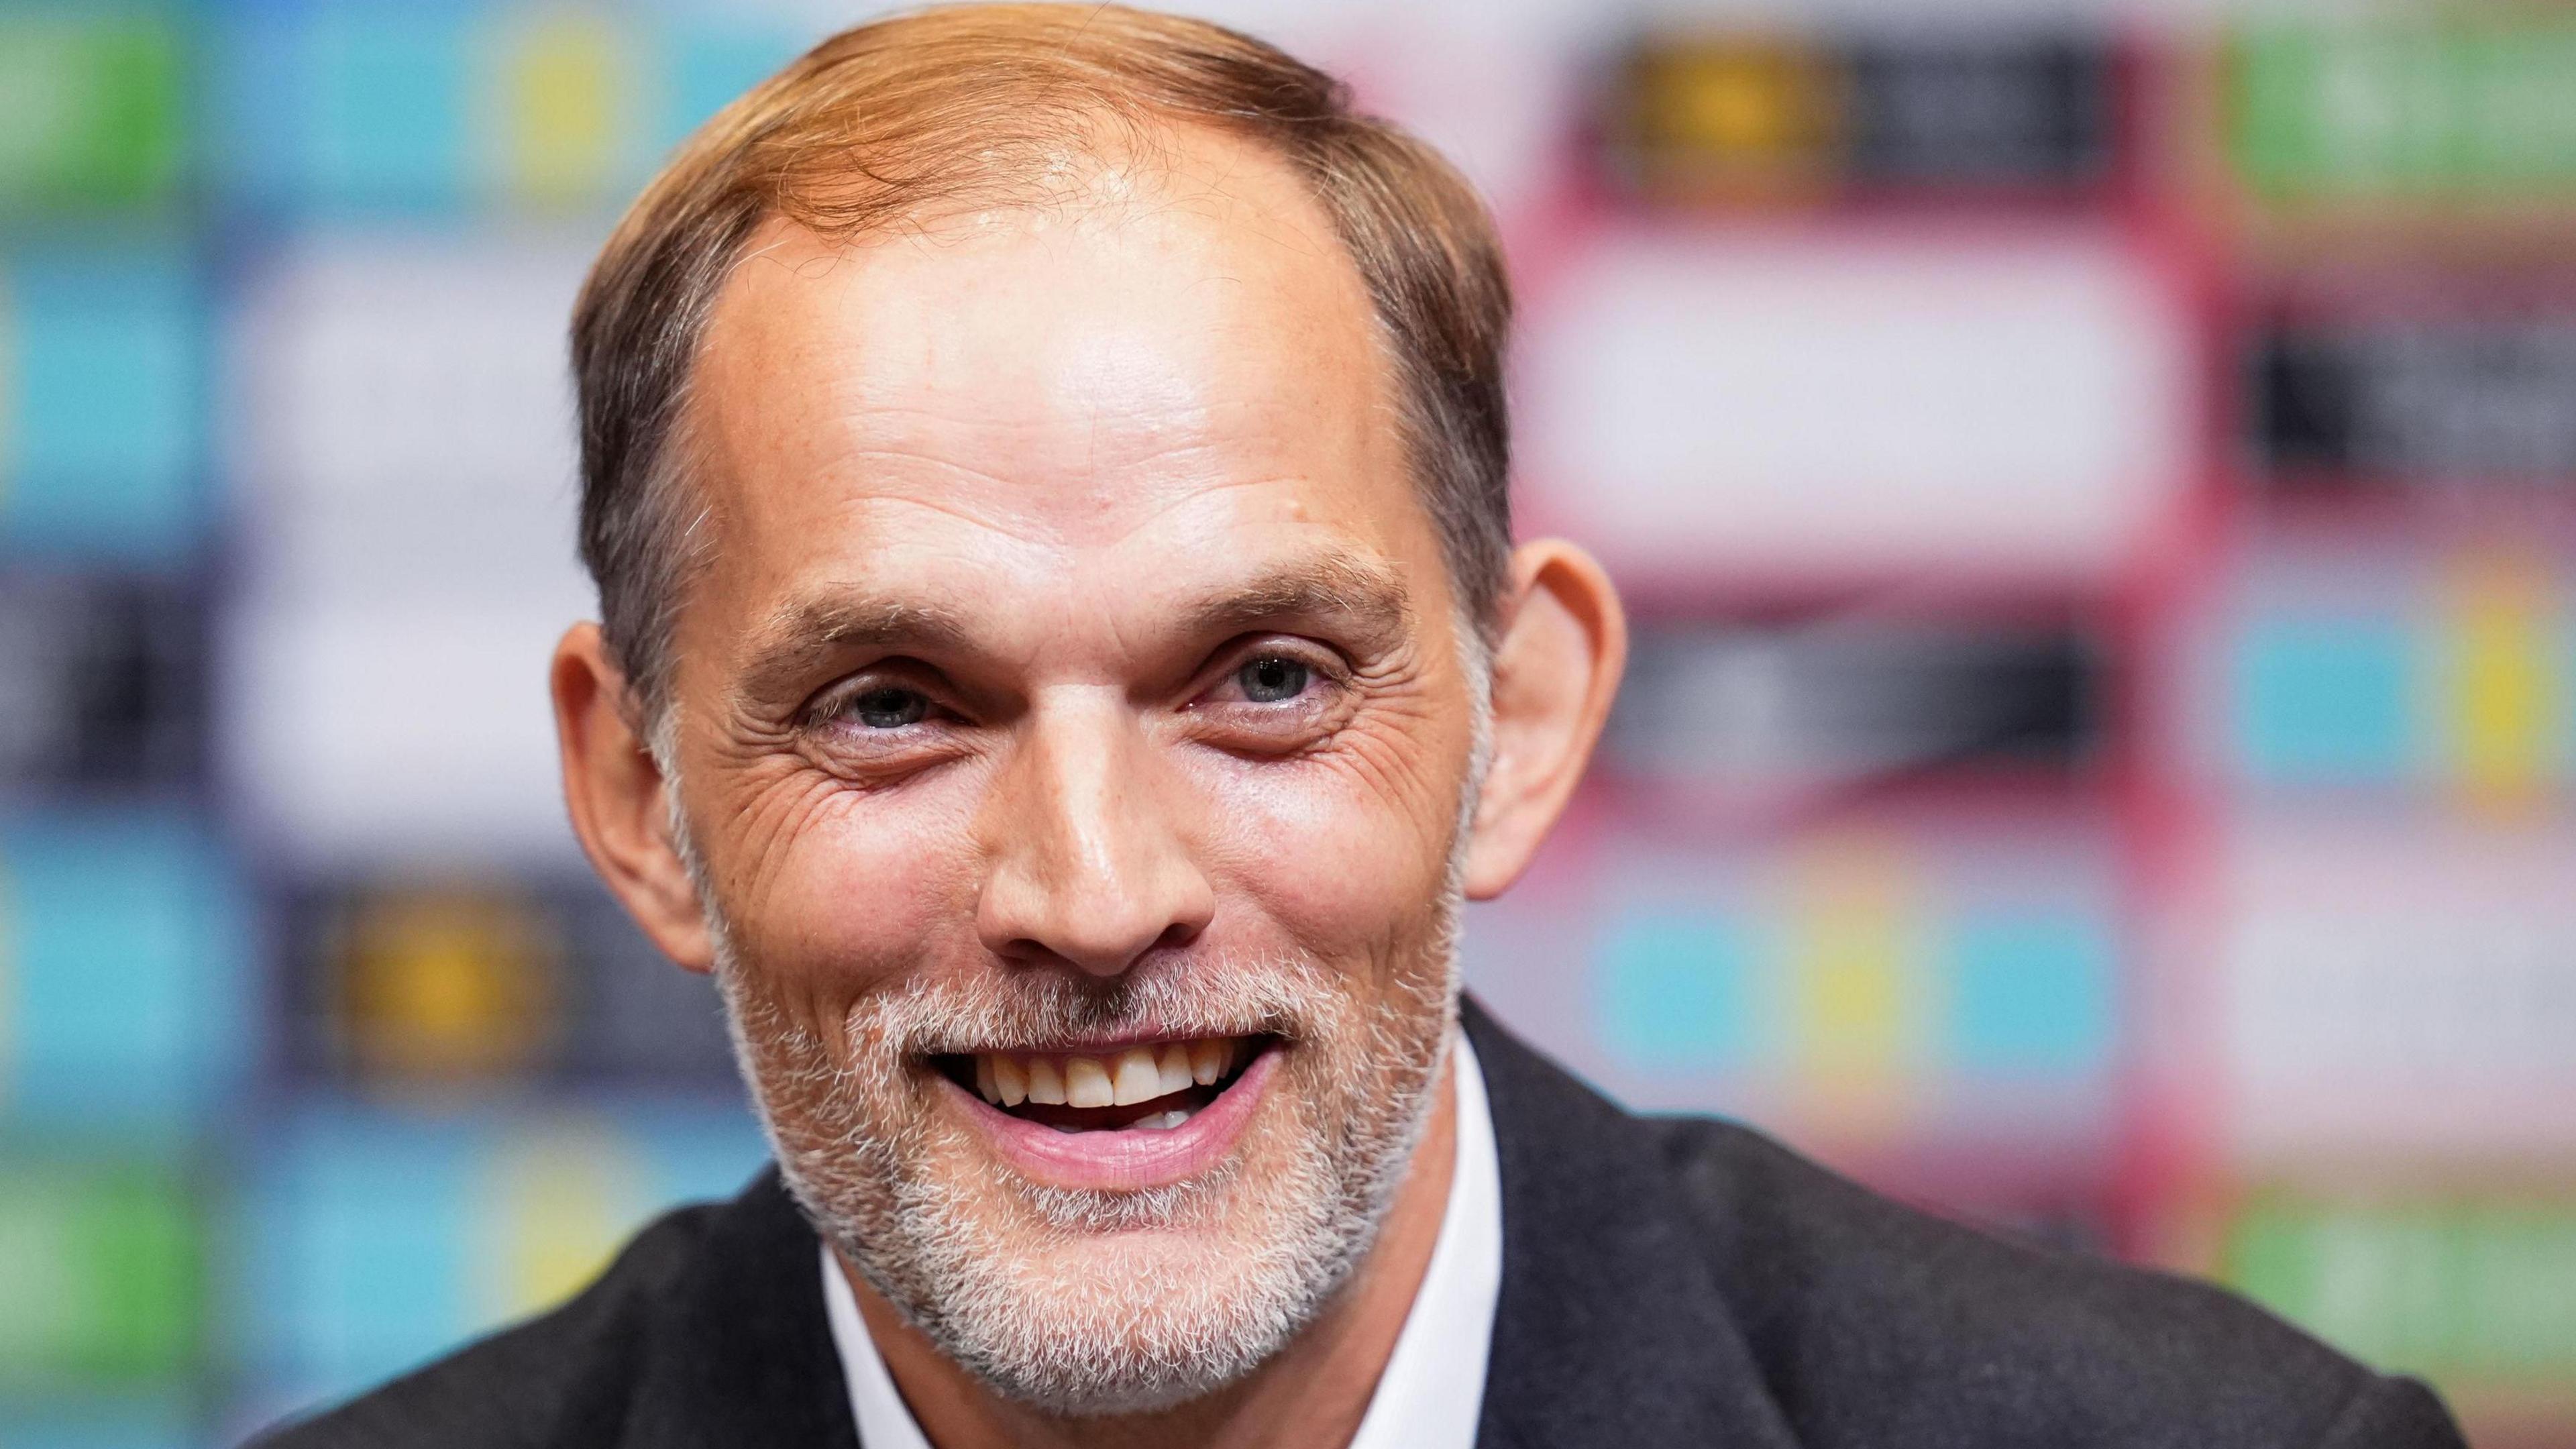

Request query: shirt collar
[{"left": 822, "top": 1028, "right": 1505, "bottom": 1449}]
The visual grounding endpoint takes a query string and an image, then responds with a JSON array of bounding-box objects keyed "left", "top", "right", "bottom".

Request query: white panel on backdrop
[
  {"left": 227, "top": 232, "right": 602, "bottom": 866},
  {"left": 228, "top": 231, "right": 594, "bottom": 600},
  {"left": 230, "top": 597, "right": 592, "bottom": 865},
  {"left": 1518, "top": 229, "right": 2190, "bottom": 585},
  {"left": 2216, "top": 813, "right": 2576, "bottom": 1163}
]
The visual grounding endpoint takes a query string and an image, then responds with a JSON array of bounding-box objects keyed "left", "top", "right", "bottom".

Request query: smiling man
[{"left": 254, "top": 7, "right": 2466, "bottom": 1449}]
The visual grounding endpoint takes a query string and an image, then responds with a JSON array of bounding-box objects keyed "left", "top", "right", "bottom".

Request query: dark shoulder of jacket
[
  {"left": 1643, "top": 1114, "right": 2469, "bottom": 1449},
  {"left": 237, "top": 1197, "right": 725, "bottom": 1449}
]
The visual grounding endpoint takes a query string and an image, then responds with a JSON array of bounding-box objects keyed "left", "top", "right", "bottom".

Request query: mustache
[{"left": 829, "top": 953, "right": 1357, "bottom": 1061}]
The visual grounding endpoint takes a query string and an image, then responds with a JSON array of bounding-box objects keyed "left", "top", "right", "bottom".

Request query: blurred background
[{"left": 2, "top": 0, "right": 2573, "bottom": 1443}]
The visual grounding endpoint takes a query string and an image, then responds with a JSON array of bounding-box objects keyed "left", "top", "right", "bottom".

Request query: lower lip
[{"left": 941, "top": 1044, "right": 1281, "bottom": 1192}]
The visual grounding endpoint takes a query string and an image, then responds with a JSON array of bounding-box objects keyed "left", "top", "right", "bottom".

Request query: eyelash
[
  {"left": 797, "top": 639, "right": 1352, "bottom": 747},
  {"left": 1205, "top": 643, "right": 1346, "bottom": 706},
  {"left": 808, "top": 674, "right": 946, "bottom": 735}
]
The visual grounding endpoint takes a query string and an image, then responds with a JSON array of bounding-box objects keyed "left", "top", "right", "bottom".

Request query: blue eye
[
  {"left": 847, "top": 686, "right": 928, "bottom": 729},
  {"left": 1236, "top": 657, "right": 1309, "bottom": 703}
]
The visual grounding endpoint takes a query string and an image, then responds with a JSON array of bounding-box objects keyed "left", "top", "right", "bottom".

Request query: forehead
[{"left": 685, "top": 127, "right": 1424, "bottom": 631}]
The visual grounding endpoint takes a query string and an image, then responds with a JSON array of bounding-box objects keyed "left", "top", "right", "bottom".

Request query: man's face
[{"left": 665, "top": 134, "right": 1483, "bottom": 1413}]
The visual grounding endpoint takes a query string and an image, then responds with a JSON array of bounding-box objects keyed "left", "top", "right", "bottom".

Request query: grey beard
[{"left": 710, "top": 914, "right": 1459, "bottom": 1415}]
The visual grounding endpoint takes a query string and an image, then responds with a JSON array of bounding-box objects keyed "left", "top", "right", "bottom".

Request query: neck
[{"left": 843, "top": 1051, "right": 1461, "bottom": 1449}]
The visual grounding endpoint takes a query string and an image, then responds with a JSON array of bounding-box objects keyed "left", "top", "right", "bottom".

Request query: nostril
[
  {"left": 995, "top": 918, "right": 1201, "bottom": 977},
  {"left": 998, "top": 936, "right": 1071, "bottom": 969}
]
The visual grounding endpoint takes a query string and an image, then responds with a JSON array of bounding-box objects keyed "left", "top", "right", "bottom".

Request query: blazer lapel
[
  {"left": 619, "top": 1170, "right": 864, "bottom": 1448},
  {"left": 1464, "top": 999, "right": 1802, "bottom": 1449},
  {"left": 635, "top": 1003, "right": 1798, "bottom": 1449}
]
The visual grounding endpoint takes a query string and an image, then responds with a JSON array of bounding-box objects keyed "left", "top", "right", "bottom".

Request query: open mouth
[{"left": 934, "top": 1035, "right": 1268, "bottom": 1134}]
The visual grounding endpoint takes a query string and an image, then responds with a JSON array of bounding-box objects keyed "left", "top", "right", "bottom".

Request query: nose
[{"left": 974, "top": 692, "right": 1216, "bottom": 977}]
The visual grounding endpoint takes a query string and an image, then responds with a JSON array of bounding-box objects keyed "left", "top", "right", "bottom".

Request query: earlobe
[
  {"left": 1462, "top": 541, "right": 1627, "bottom": 900},
  {"left": 551, "top": 625, "right": 718, "bottom": 972}
]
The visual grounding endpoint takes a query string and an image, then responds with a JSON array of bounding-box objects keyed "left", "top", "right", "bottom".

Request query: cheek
[
  {"left": 1200, "top": 753, "right": 1462, "bottom": 963},
  {"left": 723, "top": 776, "right": 977, "bottom": 996}
]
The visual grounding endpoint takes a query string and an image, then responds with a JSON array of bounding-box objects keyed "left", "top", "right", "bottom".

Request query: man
[{"left": 257, "top": 7, "right": 2465, "bottom": 1448}]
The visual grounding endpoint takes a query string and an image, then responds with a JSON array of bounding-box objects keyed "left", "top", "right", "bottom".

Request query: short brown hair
[{"left": 571, "top": 3, "right": 1514, "bottom": 718}]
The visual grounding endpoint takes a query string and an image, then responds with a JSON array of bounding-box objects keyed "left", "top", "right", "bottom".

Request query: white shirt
[{"left": 822, "top": 1030, "right": 1505, "bottom": 1449}]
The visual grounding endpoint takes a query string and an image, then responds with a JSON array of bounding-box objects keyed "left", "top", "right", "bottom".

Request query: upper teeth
[{"left": 971, "top": 1037, "right": 1242, "bottom": 1109}]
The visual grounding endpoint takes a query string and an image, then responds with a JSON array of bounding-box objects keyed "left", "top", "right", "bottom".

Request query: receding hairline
[
  {"left": 698, "top": 113, "right": 1376, "bottom": 358},
  {"left": 755, "top": 104, "right": 1353, "bottom": 248},
  {"left": 574, "top": 2, "right": 1516, "bottom": 727},
  {"left": 663, "top": 117, "right": 1412, "bottom": 646}
]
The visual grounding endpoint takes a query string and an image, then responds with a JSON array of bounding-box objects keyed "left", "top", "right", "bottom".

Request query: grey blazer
[{"left": 252, "top": 1000, "right": 2467, "bottom": 1448}]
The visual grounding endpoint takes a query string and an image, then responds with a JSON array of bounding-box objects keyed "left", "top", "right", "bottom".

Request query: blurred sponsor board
[
  {"left": 227, "top": 231, "right": 587, "bottom": 594},
  {"left": 1605, "top": 30, "right": 2116, "bottom": 204},
  {"left": 0, "top": 11, "right": 187, "bottom": 215},
  {"left": 1467, "top": 814, "right": 2119, "bottom": 1159},
  {"left": 241, "top": 1105, "right": 767, "bottom": 1412},
  {"left": 0, "top": 1406, "right": 198, "bottom": 1449},
  {"left": 2222, "top": 1187, "right": 2576, "bottom": 1439},
  {"left": 218, "top": 5, "right": 806, "bottom": 213},
  {"left": 1611, "top": 619, "right": 2102, "bottom": 808},
  {"left": 0, "top": 250, "right": 205, "bottom": 561},
  {"left": 0, "top": 813, "right": 250, "bottom": 1133},
  {"left": 2210, "top": 815, "right": 2576, "bottom": 1164},
  {"left": 1518, "top": 231, "right": 2188, "bottom": 587},
  {"left": 2222, "top": 550, "right": 2571, "bottom": 798},
  {"left": 227, "top": 233, "right": 597, "bottom": 866},
  {"left": 0, "top": 574, "right": 205, "bottom": 795},
  {"left": 280, "top": 875, "right": 735, "bottom": 1095},
  {"left": 2249, "top": 311, "right": 2576, "bottom": 500},
  {"left": 0, "top": 1157, "right": 202, "bottom": 1398},
  {"left": 2228, "top": 19, "right": 2576, "bottom": 205}
]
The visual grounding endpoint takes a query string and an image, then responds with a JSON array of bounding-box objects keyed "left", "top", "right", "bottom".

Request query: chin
[
  {"left": 708, "top": 917, "right": 1461, "bottom": 1415},
  {"left": 806, "top": 1119, "right": 1368, "bottom": 1416}
]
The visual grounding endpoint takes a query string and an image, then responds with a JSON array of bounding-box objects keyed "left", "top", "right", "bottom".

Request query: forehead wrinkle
[
  {"left": 820, "top": 454, "right": 1340, "bottom": 560},
  {"left": 696, "top": 158, "right": 1387, "bottom": 525},
  {"left": 799, "top": 338, "right": 1348, "bottom": 528}
]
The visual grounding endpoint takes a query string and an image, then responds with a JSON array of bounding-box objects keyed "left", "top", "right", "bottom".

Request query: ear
[
  {"left": 1462, "top": 541, "right": 1627, "bottom": 900},
  {"left": 552, "top": 623, "right": 716, "bottom": 972}
]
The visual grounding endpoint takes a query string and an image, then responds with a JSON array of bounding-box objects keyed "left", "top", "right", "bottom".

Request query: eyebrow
[
  {"left": 1179, "top": 553, "right": 1413, "bottom": 650},
  {"left": 732, "top": 551, "right": 1414, "bottom": 708},
  {"left": 734, "top": 595, "right": 977, "bottom": 708}
]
